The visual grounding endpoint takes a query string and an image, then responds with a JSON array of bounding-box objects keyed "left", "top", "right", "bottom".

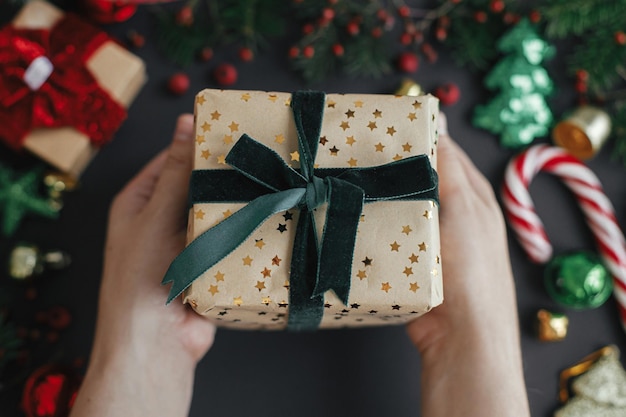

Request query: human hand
[
  {"left": 70, "top": 115, "right": 216, "bottom": 417},
  {"left": 406, "top": 114, "right": 530, "bottom": 416}
]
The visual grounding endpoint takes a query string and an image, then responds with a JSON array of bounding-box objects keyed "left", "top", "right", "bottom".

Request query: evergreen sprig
[
  {"left": 0, "top": 313, "right": 21, "bottom": 375},
  {"left": 539, "top": 0, "right": 626, "bottom": 39}
]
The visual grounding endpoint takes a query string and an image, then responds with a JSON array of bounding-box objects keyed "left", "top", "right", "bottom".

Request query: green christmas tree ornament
[
  {"left": 545, "top": 252, "right": 613, "bottom": 309},
  {"left": 474, "top": 18, "right": 555, "bottom": 148},
  {"left": 0, "top": 164, "right": 60, "bottom": 236}
]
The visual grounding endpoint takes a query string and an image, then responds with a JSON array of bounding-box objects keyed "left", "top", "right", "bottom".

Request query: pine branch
[
  {"left": 343, "top": 35, "right": 391, "bottom": 78},
  {"left": 154, "top": 8, "right": 211, "bottom": 66},
  {"left": 611, "top": 102, "right": 626, "bottom": 164},
  {"left": 446, "top": 17, "right": 502, "bottom": 71},
  {"left": 0, "top": 313, "right": 21, "bottom": 374},
  {"left": 540, "top": 0, "right": 626, "bottom": 39}
]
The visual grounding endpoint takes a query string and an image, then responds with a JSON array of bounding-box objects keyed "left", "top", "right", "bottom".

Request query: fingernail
[
  {"left": 437, "top": 112, "right": 448, "bottom": 136},
  {"left": 174, "top": 114, "right": 194, "bottom": 142}
]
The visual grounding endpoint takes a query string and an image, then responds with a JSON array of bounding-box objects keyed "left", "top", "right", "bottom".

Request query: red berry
[
  {"left": 397, "top": 52, "right": 419, "bottom": 73},
  {"left": 503, "top": 12, "right": 519, "bottom": 24},
  {"left": 288, "top": 46, "right": 300, "bottom": 58},
  {"left": 575, "top": 80, "right": 588, "bottom": 93},
  {"left": 474, "top": 11, "right": 487, "bottom": 23},
  {"left": 302, "top": 23, "right": 314, "bottom": 35},
  {"left": 303, "top": 45, "right": 315, "bottom": 58},
  {"left": 434, "top": 83, "right": 461, "bottom": 106},
  {"left": 167, "top": 72, "right": 190, "bottom": 96},
  {"left": 398, "top": 6, "right": 410, "bottom": 17},
  {"left": 439, "top": 16, "right": 450, "bottom": 28},
  {"left": 435, "top": 27, "right": 447, "bottom": 41},
  {"left": 615, "top": 31, "right": 626, "bottom": 45},
  {"left": 238, "top": 47, "right": 254, "bottom": 62},
  {"left": 575, "top": 69, "right": 589, "bottom": 81},
  {"left": 175, "top": 6, "right": 193, "bottom": 26},
  {"left": 321, "top": 7, "right": 335, "bottom": 21},
  {"left": 213, "top": 63, "right": 238, "bottom": 86},
  {"left": 46, "top": 306, "right": 72, "bottom": 330},
  {"left": 421, "top": 43, "right": 438, "bottom": 63},
  {"left": 199, "top": 47, "right": 213, "bottom": 62},
  {"left": 413, "top": 31, "right": 424, "bottom": 43},
  {"left": 528, "top": 10, "right": 541, "bottom": 23},
  {"left": 376, "top": 9, "right": 388, "bottom": 20},
  {"left": 489, "top": 0, "right": 505, "bottom": 13},
  {"left": 127, "top": 30, "right": 144, "bottom": 48},
  {"left": 327, "top": 0, "right": 338, "bottom": 4},
  {"left": 400, "top": 32, "right": 412, "bottom": 45},
  {"left": 371, "top": 27, "right": 383, "bottom": 38},
  {"left": 346, "top": 21, "right": 360, "bottom": 36},
  {"left": 332, "top": 43, "right": 344, "bottom": 57}
]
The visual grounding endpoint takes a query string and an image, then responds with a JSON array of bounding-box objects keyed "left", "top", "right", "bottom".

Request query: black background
[{"left": 1, "top": 2, "right": 626, "bottom": 416}]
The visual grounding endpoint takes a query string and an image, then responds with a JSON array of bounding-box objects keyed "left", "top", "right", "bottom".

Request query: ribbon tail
[
  {"left": 313, "top": 178, "right": 364, "bottom": 305},
  {"left": 162, "top": 188, "right": 305, "bottom": 304}
]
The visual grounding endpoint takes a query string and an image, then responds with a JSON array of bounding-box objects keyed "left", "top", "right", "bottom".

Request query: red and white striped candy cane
[{"left": 502, "top": 144, "right": 626, "bottom": 328}]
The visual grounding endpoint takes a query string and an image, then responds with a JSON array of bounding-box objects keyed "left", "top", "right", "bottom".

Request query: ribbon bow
[
  {"left": 163, "top": 91, "right": 439, "bottom": 330},
  {"left": 0, "top": 13, "right": 126, "bottom": 150}
]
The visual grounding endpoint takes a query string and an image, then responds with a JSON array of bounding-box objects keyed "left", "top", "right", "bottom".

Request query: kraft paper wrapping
[
  {"left": 12, "top": 1, "right": 146, "bottom": 177},
  {"left": 184, "top": 89, "right": 443, "bottom": 330}
]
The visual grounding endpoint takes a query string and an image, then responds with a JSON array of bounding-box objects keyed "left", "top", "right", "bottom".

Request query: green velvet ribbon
[{"left": 162, "top": 91, "right": 439, "bottom": 331}]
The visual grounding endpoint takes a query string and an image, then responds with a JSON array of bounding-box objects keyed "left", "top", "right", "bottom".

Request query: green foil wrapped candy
[{"left": 544, "top": 252, "right": 613, "bottom": 309}]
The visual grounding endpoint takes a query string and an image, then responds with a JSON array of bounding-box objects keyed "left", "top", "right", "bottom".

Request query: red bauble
[
  {"left": 434, "top": 83, "right": 461, "bottom": 106},
  {"left": 81, "top": 0, "right": 137, "bottom": 24},
  {"left": 167, "top": 73, "right": 190, "bottom": 96},
  {"left": 22, "top": 365, "right": 81, "bottom": 417},
  {"left": 213, "top": 63, "right": 238, "bottom": 86},
  {"left": 397, "top": 52, "right": 419, "bottom": 73}
]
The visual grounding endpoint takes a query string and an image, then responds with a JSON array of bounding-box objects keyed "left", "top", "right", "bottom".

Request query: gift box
[
  {"left": 0, "top": 0, "right": 146, "bottom": 177},
  {"left": 163, "top": 89, "right": 442, "bottom": 330}
]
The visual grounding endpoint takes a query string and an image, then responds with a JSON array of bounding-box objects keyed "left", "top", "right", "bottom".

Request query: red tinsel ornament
[
  {"left": 22, "top": 364, "right": 82, "bottom": 417},
  {"left": 81, "top": 0, "right": 137, "bottom": 24}
]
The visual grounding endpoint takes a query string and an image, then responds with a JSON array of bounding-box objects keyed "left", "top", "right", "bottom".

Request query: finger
[
  {"left": 148, "top": 114, "right": 195, "bottom": 217},
  {"left": 110, "top": 150, "right": 168, "bottom": 219}
]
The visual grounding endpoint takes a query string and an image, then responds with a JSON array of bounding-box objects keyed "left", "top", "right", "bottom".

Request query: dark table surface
[{"left": 1, "top": 3, "right": 626, "bottom": 417}]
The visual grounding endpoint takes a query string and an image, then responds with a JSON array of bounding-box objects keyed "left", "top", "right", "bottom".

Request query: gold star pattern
[
  {"left": 327, "top": 100, "right": 336, "bottom": 108},
  {"left": 262, "top": 296, "right": 272, "bottom": 305},
  {"left": 330, "top": 146, "right": 339, "bottom": 156},
  {"left": 374, "top": 142, "right": 385, "bottom": 152},
  {"left": 436, "top": 255, "right": 441, "bottom": 264},
  {"left": 403, "top": 267, "right": 414, "bottom": 277},
  {"left": 431, "top": 268, "right": 439, "bottom": 276},
  {"left": 407, "top": 112, "right": 417, "bottom": 121},
  {"left": 432, "top": 113, "right": 436, "bottom": 122},
  {"left": 222, "top": 209, "right": 232, "bottom": 218},
  {"left": 345, "top": 109, "right": 355, "bottom": 118},
  {"left": 402, "top": 225, "right": 412, "bottom": 235},
  {"left": 367, "top": 121, "right": 377, "bottom": 131},
  {"left": 409, "top": 253, "right": 419, "bottom": 263},
  {"left": 412, "top": 100, "right": 422, "bottom": 109},
  {"left": 390, "top": 241, "right": 401, "bottom": 251},
  {"left": 261, "top": 267, "right": 272, "bottom": 278},
  {"left": 275, "top": 134, "right": 285, "bottom": 144},
  {"left": 210, "top": 110, "right": 221, "bottom": 120},
  {"left": 347, "top": 158, "right": 357, "bottom": 167},
  {"left": 208, "top": 285, "right": 219, "bottom": 295},
  {"left": 214, "top": 271, "right": 225, "bottom": 282},
  {"left": 418, "top": 242, "right": 428, "bottom": 252},
  {"left": 278, "top": 301, "right": 288, "bottom": 308},
  {"left": 196, "top": 95, "right": 206, "bottom": 105},
  {"left": 228, "top": 121, "right": 239, "bottom": 132},
  {"left": 217, "top": 154, "right": 226, "bottom": 164},
  {"left": 362, "top": 257, "right": 372, "bottom": 266},
  {"left": 319, "top": 136, "right": 328, "bottom": 145},
  {"left": 189, "top": 299, "right": 198, "bottom": 308},
  {"left": 356, "top": 270, "right": 367, "bottom": 280},
  {"left": 423, "top": 210, "right": 432, "bottom": 219},
  {"left": 393, "top": 154, "right": 403, "bottom": 161},
  {"left": 354, "top": 100, "right": 363, "bottom": 107},
  {"left": 223, "top": 135, "right": 233, "bottom": 144},
  {"left": 381, "top": 282, "right": 392, "bottom": 292},
  {"left": 402, "top": 143, "right": 412, "bottom": 152},
  {"left": 268, "top": 94, "right": 278, "bottom": 102},
  {"left": 241, "top": 93, "right": 251, "bottom": 102},
  {"left": 201, "top": 121, "right": 211, "bottom": 132},
  {"left": 346, "top": 136, "right": 356, "bottom": 145},
  {"left": 233, "top": 296, "right": 243, "bottom": 306},
  {"left": 201, "top": 149, "right": 211, "bottom": 160},
  {"left": 194, "top": 209, "right": 205, "bottom": 219},
  {"left": 386, "top": 126, "right": 397, "bottom": 136},
  {"left": 195, "top": 135, "right": 205, "bottom": 145},
  {"left": 340, "top": 121, "right": 350, "bottom": 131},
  {"left": 254, "top": 239, "right": 265, "bottom": 249},
  {"left": 242, "top": 255, "right": 253, "bottom": 266},
  {"left": 409, "top": 282, "right": 420, "bottom": 292},
  {"left": 290, "top": 151, "right": 300, "bottom": 162},
  {"left": 372, "top": 109, "right": 382, "bottom": 118},
  {"left": 283, "top": 280, "right": 290, "bottom": 290},
  {"left": 255, "top": 281, "right": 266, "bottom": 291}
]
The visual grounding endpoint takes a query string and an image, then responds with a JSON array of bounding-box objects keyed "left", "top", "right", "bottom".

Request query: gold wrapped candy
[{"left": 552, "top": 106, "right": 612, "bottom": 160}]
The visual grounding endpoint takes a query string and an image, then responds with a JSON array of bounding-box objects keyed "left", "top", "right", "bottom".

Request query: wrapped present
[
  {"left": 0, "top": 1, "right": 146, "bottom": 177},
  {"left": 163, "top": 89, "right": 442, "bottom": 330}
]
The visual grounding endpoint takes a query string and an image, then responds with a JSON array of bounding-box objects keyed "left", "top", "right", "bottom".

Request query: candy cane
[{"left": 502, "top": 144, "right": 626, "bottom": 329}]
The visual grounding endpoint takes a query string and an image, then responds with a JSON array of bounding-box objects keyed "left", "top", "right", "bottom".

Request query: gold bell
[
  {"left": 552, "top": 106, "right": 611, "bottom": 159},
  {"left": 9, "top": 243, "right": 71, "bottom": 281},
  {"left": 536, "top": 309, "right": 569, "bottom": 342},
  {"left": 395, "top": 79, "right": 423, "bottom": 97}
]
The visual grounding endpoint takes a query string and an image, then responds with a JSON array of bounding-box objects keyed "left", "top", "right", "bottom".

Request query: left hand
[{"left": 71, "top": 114, "right": 216, "bottom": 417}]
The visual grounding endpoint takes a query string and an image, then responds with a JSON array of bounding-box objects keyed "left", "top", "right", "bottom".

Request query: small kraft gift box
[
  {"left": 163, "top": 89, "right": 443, "bottom": 330},
  {"left": 0, "top": 0, "right": 146, "bottom": 177}
]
